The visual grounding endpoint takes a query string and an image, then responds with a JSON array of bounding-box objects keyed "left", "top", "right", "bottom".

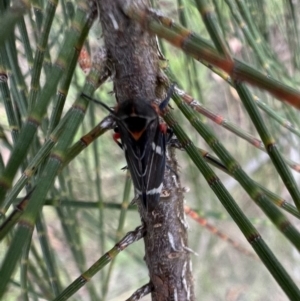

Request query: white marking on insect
[
  {"left": 135, "top": 188, "right": 142, "bottom": 196},
  {"left": 146, "top": 183, "right": 163, "bottom": 195},
  {"left": 152, "top": 142, "right": 163, "bottom": 155}
]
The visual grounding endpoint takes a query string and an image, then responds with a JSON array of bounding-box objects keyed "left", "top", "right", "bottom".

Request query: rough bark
[
  {"left": 97, "top": 1, "right": 194, "bottom": 300},
  {"left": 98, "top": 0, "right": 158, "bottom": 102}
]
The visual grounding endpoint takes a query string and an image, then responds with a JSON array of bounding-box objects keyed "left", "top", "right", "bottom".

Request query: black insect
[{"left": 82, "top": 85, "right": 174, "bottom": 210}]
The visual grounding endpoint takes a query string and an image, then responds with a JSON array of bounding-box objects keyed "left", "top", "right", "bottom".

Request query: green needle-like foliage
[{"left": 1, "top": 0, "right": 300, "bottom": 300}]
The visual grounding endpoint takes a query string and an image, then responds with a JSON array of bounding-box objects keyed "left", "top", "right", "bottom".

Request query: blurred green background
[{"left": 1, "top": 0, "right": 300, "bottom": 300}]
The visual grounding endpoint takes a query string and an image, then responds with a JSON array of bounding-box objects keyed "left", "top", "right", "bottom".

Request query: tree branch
[{"left": 97, "top": 1, "right": 194, "bottom": 299}]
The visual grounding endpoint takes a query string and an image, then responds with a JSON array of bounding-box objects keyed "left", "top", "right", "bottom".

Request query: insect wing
[{"left": 119, "top": 120, "right": 166, "bottom": 209}]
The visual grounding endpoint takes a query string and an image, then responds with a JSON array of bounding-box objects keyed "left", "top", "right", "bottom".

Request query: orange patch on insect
[{"left": 129, "top": 130, "right": 144, "bottom": 141}]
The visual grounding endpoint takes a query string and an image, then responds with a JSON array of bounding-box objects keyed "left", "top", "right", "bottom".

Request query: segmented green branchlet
[
  {"left": 5, "top": 36, "right": 28, "bottom": 116},
  {"left": 177, "top": 0, "right": 203, "bottom": 101},
  {"left": 173, "top": 92, "right": 300, "bottom": 251},
  {"left": 121, "top": 4, "right": 300, "bottom": 110},
  {"left": 47, "top": 53, "right": 78, "bottom": 138},
  {"left": 27, "top": 269, "right": 53, "bottom": 299},
  {"left": 232, "top": 0, "right": 294, "bottom": 80},
  {"left": 161, "top": 107, "right": 300, "bottom": 300},
  {"left": 1, "top": 66, "right": 109, "bottom": 215},
  {"left": 0, "top": 190, "right": 31, "bottom": 241},
  {"left": 194, "top": 147, "right": 300, "bottom": 219},
  {"left": 17, "top": 17, "right": 34, "bottom": 74},
  {"left": 229, "top": 0, "right": 291, "bottom": 79},
  {"left": 28, "top": 0, "right": 58, "bottom": 112},
  {"left": 193, "top": 0, "right": 300, "bottom": 140},
  {"left": 1, "top": 127, "right": 65, "bottom": 215},
  {"left": 0, "top": 115, "right": 112, "bottom": 238},
  {"left": 35, "top": 213, "right": 62, "bottom": 296},
  {"left": 102, "top": 171, "right": 132, "bottom": 299},
  {"left": 0, "top": 96, "right": 91, "bottom": 298},
  {"left": 9, "top": 188, "right": 293, "bottom": 263},
  {"left": 194, "top": 0, "right": 231, "bottom": 60},
  {"left": 0, "top": 127, "right": 11, "bottom": 152},
  {"left": 55, "top": 199, "right": 85, "bottom": 270},
  {"left": 171, "top": 137, "right": 300, "bottom": 218},
  {"left": 86, "top": 93, "right": 108, "bottom": 267},
  {"left": 235, "top": 84, "right": 300, "bottom": 213},
  {"left": 63, "top": 116, "right": 114, "bottom": 167},
  {"left": 0, "top": 154, "right": 4, "bottom": 174},
  {"left": 253, "top": 95, "right": 300, "bottom": 139},
  {"left": 0, "top": 17, "right": 100, "bottom": 299},
  {"left": 0, "top": 63, "right": 105, "bottom": 296},
  {"left": 52, "top": 225, "right": 145, "bottom": 301},
  {"left": 0, "top": 0, "right": 96, "bottom": 206},
  {"left": 177, "top": 51, "right": 300, "bottom": 141},
  {"left": 39, "top": 199, "right": 128, "bottom": 210},
  {"left": 223, "top": 0, "right": 272, "bottom": 74},
  {"left": 167, "top": 67, "right": 300, "bottom": 217},
  {"left": 56, "top": 173, "right": 87, "bottom": 270},
  {"left": 28, "top": 245, "right": 54, "bottom": 299},
  {"left": 31, "top": 0, "right": 43, "bottom": 34},
  {"left": 30, "top": 0, "right": 53, "bottom": 76},
  {"left": 53, "top": 174, "right": 99, "bottom": 300},
  {"left": 284, "top": 0, "right": 300, "bottom": 69},
  {"left": 185, "top": 205, "right": 258, "bottom": 259},
  {"left": 194, "top": 0, "right": 300, "bottom": 213},
  {"left": 2, "top": 109, "right": 297, "bottom": 243},
  {"left": 0, "top": 53, "right": 19, "bottom": 144},
  {"left": 0, "top": 0, "right": 30, "bottom": 49},
  {"left": 176, "top": 87, "right": 300, "bottom": 173},
  {"left": 0, "top": 40, "right": 104, "bottom": 292},
  {"left": 29, "top": 235, "right": 66, "bottom": 299},
  {"left": 20, "top": 232, "right": 31, "bottom": 301}
]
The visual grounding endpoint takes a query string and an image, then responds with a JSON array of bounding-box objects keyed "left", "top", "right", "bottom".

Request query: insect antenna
[
  {"left": 159, "top": 84, "right": 175, "bottom": 111},
  {"left": 81, "top": 93, "right": 116, "bottom": 116}
]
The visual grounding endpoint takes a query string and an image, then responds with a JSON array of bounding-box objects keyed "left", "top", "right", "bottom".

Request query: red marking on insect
[
  {"left": 159, "top": 123, "right": 168, "bottom": 134},
  {"left": 113, "top": 132, "right": 121, "bottom": 142}
]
